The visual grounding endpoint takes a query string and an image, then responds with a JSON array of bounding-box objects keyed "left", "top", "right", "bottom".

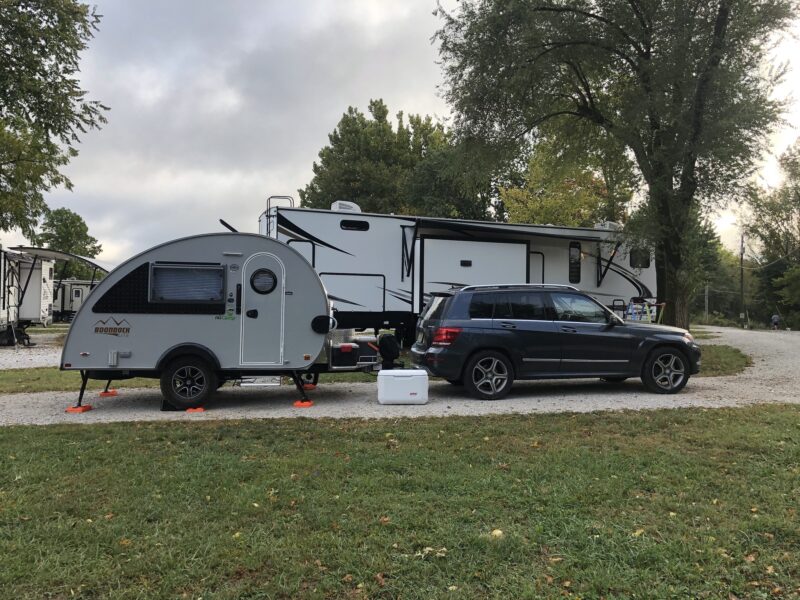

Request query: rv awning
[
  {"left": 10, "top": 247, "right": 111, "bottom": 274},
  {"left": 412, "top": 217, "right": 614, "bottom": 242}
]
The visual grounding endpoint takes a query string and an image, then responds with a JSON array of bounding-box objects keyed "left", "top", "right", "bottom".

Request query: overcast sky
[{"left": 2, "top": 1, "right": 798, "bottom": 262}]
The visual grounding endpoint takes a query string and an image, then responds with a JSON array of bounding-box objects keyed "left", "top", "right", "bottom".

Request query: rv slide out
[
  {"left": 61, "top": 233, "right": 378, "bottom": 409},
  {"left": 259, "top": 202, "right": 657, "bottom": 340}
]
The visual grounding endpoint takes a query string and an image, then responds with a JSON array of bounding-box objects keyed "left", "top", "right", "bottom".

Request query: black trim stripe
[{"left": 277, "top": 213, "right": 354, "bottom": 256}]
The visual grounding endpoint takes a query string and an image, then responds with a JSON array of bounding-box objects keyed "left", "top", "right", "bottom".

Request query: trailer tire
[{"left": 160, "top": 357, "right": 217, "bottom": 409}]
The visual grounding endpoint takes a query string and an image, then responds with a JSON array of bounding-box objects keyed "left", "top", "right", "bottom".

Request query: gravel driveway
[{"left": 1, "top": 326, "right": 798, "bottom": 426}]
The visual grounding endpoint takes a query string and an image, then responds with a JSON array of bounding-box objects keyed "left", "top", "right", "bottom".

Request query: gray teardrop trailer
[{"left": 61, "top": 233, "right": 369, "bottom": 409}]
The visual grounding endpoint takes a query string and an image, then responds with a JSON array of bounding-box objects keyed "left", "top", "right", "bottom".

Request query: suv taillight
[{"left": 432, "top": 327, "right": 462, "bottom": 346}]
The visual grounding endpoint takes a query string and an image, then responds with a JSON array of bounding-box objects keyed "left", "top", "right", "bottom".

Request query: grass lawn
[
  {"left": 1, "top": 406, "right": 798, "bottom": 599},
  {"left": 697, "top": 345, "right": 752, "bottom": 377}
]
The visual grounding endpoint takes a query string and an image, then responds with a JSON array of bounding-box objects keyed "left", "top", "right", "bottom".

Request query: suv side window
[
  {"left": 468, "top": 293, "right": 494, "bottom": 319},
  {"left": 550, "top": 292, "right": 608, "bottom": 324},
  {"left": 505, "top": 291, "right": 548, "bottom": 320}
]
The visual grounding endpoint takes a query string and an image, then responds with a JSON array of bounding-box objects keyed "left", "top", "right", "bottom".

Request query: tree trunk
[{"left": 659, "top": 221, "right": 691, "bottom": 330}]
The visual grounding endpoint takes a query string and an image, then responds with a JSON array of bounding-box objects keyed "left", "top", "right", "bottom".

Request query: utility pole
[{"left": 740, "top": 233, "right": 745, "bottom": 328}]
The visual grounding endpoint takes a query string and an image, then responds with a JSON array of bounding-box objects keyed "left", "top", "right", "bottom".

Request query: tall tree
[
  {"left": 437, "top": 0, "right": 793, "bottom": 327},
  {"left": 0, "top": 0, "right": 107, "bottom": 236},
  {"left": 299, "top": 99, "right": 447, "bottom": 214},
  {"left": 299, "top": 99, "right": 498, "bottom": 219},
  {"left": 29, "top": 207, "right": 102, "bottom": 278}
]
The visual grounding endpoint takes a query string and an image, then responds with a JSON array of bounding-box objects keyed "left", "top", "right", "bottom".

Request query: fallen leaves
[
  {"left": 490, "top": 529, "right": 504, "bottom": 539},
  {"left": 632, "top": 528, "right": 645, "bottom": 537}
]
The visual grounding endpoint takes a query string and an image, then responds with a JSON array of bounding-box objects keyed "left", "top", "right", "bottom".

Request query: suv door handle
[
  {"left": 560, "top": 325, "right": 577, "bottom": 333},
  {"left": 500, "top": 321, "right": 517, "bottom": 329},
  {"left": 246, "top": 309, "right": 258, "bottom": 318}
]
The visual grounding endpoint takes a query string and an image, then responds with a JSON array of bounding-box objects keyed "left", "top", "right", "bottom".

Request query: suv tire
[
  {"left": 160, "top": 356, "right": 217, "bottom": 409},
  {"left": 464, "top": 350, "right": 514, "bottom": 400},
  {"left": 642, "top": 348, "right": 689, "bottom": 394}
]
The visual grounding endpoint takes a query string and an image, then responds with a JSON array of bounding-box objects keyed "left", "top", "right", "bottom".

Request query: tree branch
[
  {"left": 678, "top": 0, "right": 730, "bottom": 200},
  {"left": 532, "top": 5, "right": 645, "bottom": 56}
]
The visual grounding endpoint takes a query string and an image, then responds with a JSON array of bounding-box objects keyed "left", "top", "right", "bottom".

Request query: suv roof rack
[{"left": 459, "top": 283, "right": 580, "bottom": 292}]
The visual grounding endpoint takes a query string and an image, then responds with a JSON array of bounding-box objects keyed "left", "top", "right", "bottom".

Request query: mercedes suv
[{"left": 411, "top": 284, "right": 701, "bottom": 400}]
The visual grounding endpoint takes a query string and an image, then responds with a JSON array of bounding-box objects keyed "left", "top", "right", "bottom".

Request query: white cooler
[{"left": 377, "top": 369, "right": 429, "bottom": 405}]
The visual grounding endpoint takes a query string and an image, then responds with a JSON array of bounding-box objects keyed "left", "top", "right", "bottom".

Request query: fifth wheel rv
[{"left": 259, "top": 198, "right": 656, "bottom": 340}]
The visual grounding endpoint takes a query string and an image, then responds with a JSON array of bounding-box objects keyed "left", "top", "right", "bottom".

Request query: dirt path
[{"left": 1, "top": 327, "right": 798, "bottom": 426}]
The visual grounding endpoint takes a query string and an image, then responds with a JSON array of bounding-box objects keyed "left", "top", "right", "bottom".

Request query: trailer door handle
[
  {"left": 246, "top": 309, "right": 258, "bottom": 318},
  {"left": 560, "top": 326, "right": 577, "bottom": 333},
  {"left": 500, "top": 321, "right": 517, "bottom": 329}
]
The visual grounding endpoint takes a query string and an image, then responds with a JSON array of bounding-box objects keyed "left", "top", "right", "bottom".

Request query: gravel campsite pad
[{"left": 0, "top": 326, "right": 798, "bottom": 426}]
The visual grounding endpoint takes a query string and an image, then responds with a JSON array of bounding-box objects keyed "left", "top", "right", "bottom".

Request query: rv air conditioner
[{"left": 330, "top": 201, "right": 361, "bottom": 213}]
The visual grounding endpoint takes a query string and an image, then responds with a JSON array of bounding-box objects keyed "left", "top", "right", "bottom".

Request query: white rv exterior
[
  {"left": 18, "top": 258, "right": 54, "bottom": 326},
  {"left": 54, "top": 279, "right": 97, "bottom": 321},
  {"left": 259, "top": 204, "right": 657, "bottom": 336}
]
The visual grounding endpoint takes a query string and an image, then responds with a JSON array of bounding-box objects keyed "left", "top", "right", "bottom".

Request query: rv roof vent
[{"left": 331, "top": 201, "right": 361, "bottom": 213}]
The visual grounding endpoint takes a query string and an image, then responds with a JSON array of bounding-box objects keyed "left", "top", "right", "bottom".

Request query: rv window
[
  {"left": 568, "top": 242, "right": 581, "bottom": 284},
  {"left": 150, "top": 265, "right": 225, "bottom": 303},
  {"left": 340, "top": 220, "right": 370, "bottom": 231},
  {"left": 250, "top": 269, "right": 277, "bottom": 294},
  {"left": 73, "top": 289, "right": 81, "bottom": 298},
  {"left": 629, "top": 249, "right": 651, "bottom": 269}
]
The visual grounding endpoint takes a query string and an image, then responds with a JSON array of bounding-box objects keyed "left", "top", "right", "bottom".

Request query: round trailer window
[{"left": 250, "top": 269, "right": 277, "bottom": 294}]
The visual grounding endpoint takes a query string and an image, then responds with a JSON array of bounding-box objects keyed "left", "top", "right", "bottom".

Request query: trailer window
[
  {"left": 150, "top": 265, "right": 225, "bottom": 303},
  {"left": 250, "top": 269, "right": 277, "bottom": 294},
  {"left": 568, "top": 242, "right": 581, "bottom": 284},
  {"left": 93, "top": 263, "right": 226, "bottom": 315},
  {"left": 340, "top": 220, "right": 369, "bottom": 231},
  {"left": 629, "top": 248, "right": 651, "bottom": 269}
]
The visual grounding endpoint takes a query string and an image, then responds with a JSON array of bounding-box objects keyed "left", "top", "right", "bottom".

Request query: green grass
[
  {"left": 697, "top": 344, "right": 752, "bottom": 377},
  {"left": 1, "top": 406, "right": 799, "bottom": 598},
  {"left": 25, "top": 324, "right": 71, "bottom": 336}
]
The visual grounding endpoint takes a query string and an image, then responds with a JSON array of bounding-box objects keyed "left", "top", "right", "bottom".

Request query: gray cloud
[{"left": 44, "top": 0, "right": 450, "bottom": 263}]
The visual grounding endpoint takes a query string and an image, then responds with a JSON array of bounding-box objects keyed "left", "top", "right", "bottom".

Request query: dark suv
[{"left": 411, "top": 284, "right": 701, "bottom": 400}]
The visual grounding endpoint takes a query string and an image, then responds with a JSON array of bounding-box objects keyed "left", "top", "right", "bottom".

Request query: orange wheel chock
[
  {"left": 186, "top": 407, "right": 206, "bottom": 413},
  {"left": 293, "top": 400, "right": 314, "bottom": 408},
  {"left": 66, "top": 405, "right": 93, "bottom": 414},
  {"left": 99, "top": 389, "right": 118, "bottom": 397},
  {"left": 302, "top": 384, "right": 317, "bottom": 391}
]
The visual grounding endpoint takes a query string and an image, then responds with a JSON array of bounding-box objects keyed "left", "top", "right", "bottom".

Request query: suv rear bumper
[{"left": 411, "top": 345, "right": 464, "bottom": 380}]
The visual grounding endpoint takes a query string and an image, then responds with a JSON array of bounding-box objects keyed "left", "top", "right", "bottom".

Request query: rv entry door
[{"left": 240, "top": 253, "right": 285, "bottom": 365}]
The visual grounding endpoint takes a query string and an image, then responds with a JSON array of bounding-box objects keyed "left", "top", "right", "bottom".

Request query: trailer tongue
[{"left": 61, "top": 232, "right": 378, "bottom": 411}]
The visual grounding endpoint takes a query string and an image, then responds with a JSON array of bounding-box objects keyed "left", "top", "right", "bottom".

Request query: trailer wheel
[{"left": 160, "top": 357, "right": 217, "bottom": 409}]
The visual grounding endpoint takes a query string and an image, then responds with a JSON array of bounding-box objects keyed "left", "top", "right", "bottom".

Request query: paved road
[{"left": 1, "top": 327, "right": 798, "bottom": 426}]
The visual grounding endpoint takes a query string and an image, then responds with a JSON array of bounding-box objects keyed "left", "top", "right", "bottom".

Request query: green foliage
[
  {"left": 29, "top": 208, "right": 102, "bottom": 278},
  {"left": 0, "top": 0, "right": 108, "bottom": 236},
  {"left": 437, "top": 0, "right": 795, "bottom": 327},
  {"left": 500, "top": 125, "right": 637, "bottom": 226},
  {"left": 745, "top": 142, "right": 800, "bottom": 326},
  {"left": 299, "top": 99, "right": 496, "bottom": 219}
]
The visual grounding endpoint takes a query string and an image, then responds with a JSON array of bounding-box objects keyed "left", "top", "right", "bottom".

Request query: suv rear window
[{"left": 420, "top": 296, "right": 448, "bottom": 322}]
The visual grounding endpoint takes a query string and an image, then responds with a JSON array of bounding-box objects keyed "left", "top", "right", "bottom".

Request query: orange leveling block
[
  {"left": 302, "top": 384, "right": 317, "bottom": 391},
  {"left": 291, "top": 372, "right": 314, "bottom": 408},
  {"left": 186, "top": 407, "right": 206, "bottom": 413},
  {"left": 99, "top": 379, "right": 118, "bottom": 397},
  {"left": 67, "top": 371, "right": 94, "bottom": 413}
]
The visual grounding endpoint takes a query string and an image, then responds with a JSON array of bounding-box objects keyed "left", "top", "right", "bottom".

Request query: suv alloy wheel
[{"left": 464, "top": 350, "right": 514, "bottom": 400}]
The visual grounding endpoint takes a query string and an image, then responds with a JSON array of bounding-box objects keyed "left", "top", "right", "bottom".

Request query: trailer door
[{"left": 240, "top": 252, "right": 285, "bottom": 365}]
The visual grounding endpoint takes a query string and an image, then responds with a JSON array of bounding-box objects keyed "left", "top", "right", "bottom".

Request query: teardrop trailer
[{"left": 61, "top": 233, "right": 378, "bottom": 410}]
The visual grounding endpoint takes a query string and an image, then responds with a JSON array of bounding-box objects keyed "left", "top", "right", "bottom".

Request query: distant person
[{"left": 771, "top": 314, "right": 780, "bottom": 330}]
